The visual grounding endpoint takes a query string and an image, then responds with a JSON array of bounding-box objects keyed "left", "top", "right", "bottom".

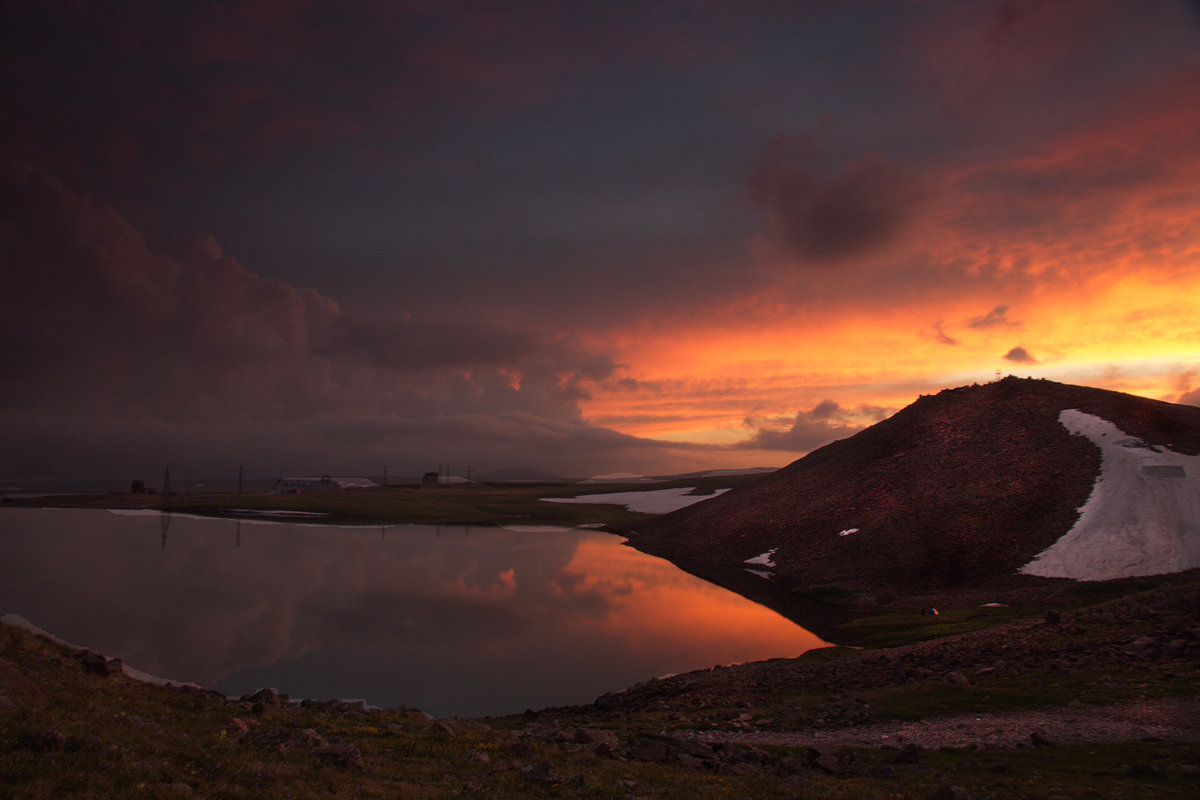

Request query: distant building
[{"left": 271, "top": 475, "right": 378, "bottom": 495}]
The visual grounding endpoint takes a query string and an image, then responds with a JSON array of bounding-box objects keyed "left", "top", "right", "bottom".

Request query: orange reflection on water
[{"left": 553, "top": 536, "right": 826, "bottom": 669}]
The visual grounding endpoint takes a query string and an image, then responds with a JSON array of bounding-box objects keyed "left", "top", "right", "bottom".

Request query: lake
[{"left": 0, "top": 508, "right": 824, "bottom": 717}]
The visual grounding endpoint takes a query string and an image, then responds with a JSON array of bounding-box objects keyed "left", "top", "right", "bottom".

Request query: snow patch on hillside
[
  {"left": 744, "top": 548, "right": 777, "bottom": 568},
  {"left": 542, "top": 487, "right": 729, "bottom": 514},
  {"left": 1020, "top": 409, "right": 1200, "bottom": 580}
]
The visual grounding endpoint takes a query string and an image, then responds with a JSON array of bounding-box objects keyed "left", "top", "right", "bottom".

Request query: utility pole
[
  {"left": 382, "top": 465, "right": 388, "bottom": 487},
  {"left": 237, "top": 464, "right": 244, "bottom": 494}
]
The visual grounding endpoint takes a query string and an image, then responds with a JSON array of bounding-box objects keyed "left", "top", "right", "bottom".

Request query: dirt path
[{"left": 674, "top": 700, "right": 1200, "bottom": 750}]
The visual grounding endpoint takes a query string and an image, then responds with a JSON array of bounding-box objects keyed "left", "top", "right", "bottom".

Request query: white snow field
[
  {"left": 1021, "top": 409, "right": 1200, "bottom": 580},
  {"left": 541, "top": 487, "right": 729, "bottom": 514}
]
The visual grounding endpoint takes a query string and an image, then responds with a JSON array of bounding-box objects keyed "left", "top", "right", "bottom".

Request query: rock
[
  {"left": 224, "top": 717, "right": 250, "bottom": 735},
  {"left": 521, "top": 761, "right": 559, "bottom": 785},
  {"left": 929, "top": 785, "right": 971, "bottom": 800},
  {"left": 241, "top": 688, "right": 281, "bottom": 707},
  {"left": 169, "top": 782, "right": 193, "bottom": 794},
  {"left": 573, "top": 727, "right": 618, "bottom": 748},
  {"left": 430, "top": 721, "right": 455, "bottom": 737},
  {"left": 1030, "top": 730, "right": 1056, "bottom": 747},
  {"left": 1125, "top": 636, "right": 1161, "bottom": 659},
  {"left": 462, "top": 749, "right": 490, "bottom": 765},
  {"left": 894, "top": 743, "right": 921, "bottom": 764},
  {"left": 312, "top": 743, "right": 364, "bottom": 769},
  {"left": 948, "top": 670, "right": 973, "bottom": 687},
  {"left": 28, "top": 729, "right": 66, "bottom": 751},
  {"left": 811, "top": 754, "right": 844, "bottom": 776},
  {"left": 329, "top": 699, "right": 367, "bottom": 714},
  {"left": 78, "top": 651, "right": 120, "bottom": 676},
  {"left": 614, "top": 779, "right": 638, "bottom": 791}
]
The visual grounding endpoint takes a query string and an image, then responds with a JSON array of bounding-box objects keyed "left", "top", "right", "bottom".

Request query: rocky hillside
[{"left": 626, "top": 378, "right": 1200, "bottom": 597}]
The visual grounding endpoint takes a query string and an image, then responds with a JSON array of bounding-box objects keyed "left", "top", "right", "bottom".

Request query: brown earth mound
[{"left": 626, "top": 378, "right": 1200, "bottom": 596}]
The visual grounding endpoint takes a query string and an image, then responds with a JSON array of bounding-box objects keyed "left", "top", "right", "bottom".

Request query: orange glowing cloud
[{"left": 574, "top": 67, "right": 1200, "bottom": 454}]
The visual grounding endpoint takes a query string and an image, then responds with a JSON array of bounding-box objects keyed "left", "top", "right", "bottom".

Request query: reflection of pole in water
[
  {"left": 380, "top": 525, "right": 385, "bottom": 540},
  {"left": 236, "top": 519, "right": 242, "bottom": 547},
  {"left": 160, "top": 464, "right": 173, "bottom": 549}
]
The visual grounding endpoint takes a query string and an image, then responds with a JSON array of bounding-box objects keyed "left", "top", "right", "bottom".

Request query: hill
[{"left": 625, "top": 378, "right": 1200, "bottom": 609}]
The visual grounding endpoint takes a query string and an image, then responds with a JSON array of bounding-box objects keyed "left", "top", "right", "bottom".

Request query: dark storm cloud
[
  {"left": 1003, "top": 346, "right": 1037, "bottom": 364},
  {"left": 0, "top": 162, "right": 692, "bottom": 480},
  {"left": 747, "top": 138, "right": 935, "bottom": 264}
]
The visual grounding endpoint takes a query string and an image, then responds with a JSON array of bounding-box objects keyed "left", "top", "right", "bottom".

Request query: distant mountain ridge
[{"left": 626, "top": 378, "right": 1200, "bottom": 595}]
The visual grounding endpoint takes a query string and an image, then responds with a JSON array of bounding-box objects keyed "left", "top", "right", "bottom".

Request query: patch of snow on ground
[
  {"left": 744, "top": 548, "right": 777, "bottom": 568},
  {"left": 1021, "top": 409, "right": 1200, "bottom": 580},
  {"left": 838, "top": 528, "right": 859, "bottom": 537},
  {"left": 744, "top": 568, "right": 774, "bottom": 580},
  {"left": 580, "top": 472, "right": 660, "bottom": 484},
  {"left": 541, "top": 487, "right": 729, "bottom": 514}
]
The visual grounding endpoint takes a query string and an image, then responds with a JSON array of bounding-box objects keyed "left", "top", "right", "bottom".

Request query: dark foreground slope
[
  {"left": 626, "top": 378, "right": 1200, "bottom": 608},
  {"left": 4, "top": 581, "right": 1198, "bottom": 799}
]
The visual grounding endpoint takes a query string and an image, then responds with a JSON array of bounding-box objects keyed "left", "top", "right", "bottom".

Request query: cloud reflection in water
[{"left": 0, "top": 509, "right": 824, "bottom": 716}]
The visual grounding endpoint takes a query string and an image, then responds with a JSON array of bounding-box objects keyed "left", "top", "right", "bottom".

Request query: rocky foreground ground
[{"left": 2, "top": 581, "right": 1198, "bottom": 799}]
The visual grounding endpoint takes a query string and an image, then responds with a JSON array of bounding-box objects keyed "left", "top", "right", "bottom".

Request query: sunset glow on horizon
[{"left": 2, "top": 1, "right": 1197, "bottom": 482}]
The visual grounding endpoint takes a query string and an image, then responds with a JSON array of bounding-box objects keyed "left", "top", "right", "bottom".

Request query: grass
[
  {"left": 834, "top": 605, "right": 1046, "bottom": 648},
  {"left": 4, "top": 474, "right": 766, "bottom": 528},
  {"left": 3, "top": 608, "right": 1198, "bottom": 799},
  {"left": 857, "top": 661, "right": 1200, "bottom": 721}
]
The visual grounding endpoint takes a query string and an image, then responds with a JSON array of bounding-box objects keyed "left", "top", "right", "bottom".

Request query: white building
[{"left": 271, "top": 476, "right": 378, "bottom": 494}]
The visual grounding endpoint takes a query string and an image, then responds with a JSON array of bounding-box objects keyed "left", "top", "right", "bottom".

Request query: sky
[{"left": 2, "top": 0, "right": 1199, "bottom": 484}]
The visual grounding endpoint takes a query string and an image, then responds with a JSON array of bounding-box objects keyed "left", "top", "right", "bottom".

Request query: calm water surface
[{"left": 0, "top": 508, "right": 823, "bottom": 717}]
